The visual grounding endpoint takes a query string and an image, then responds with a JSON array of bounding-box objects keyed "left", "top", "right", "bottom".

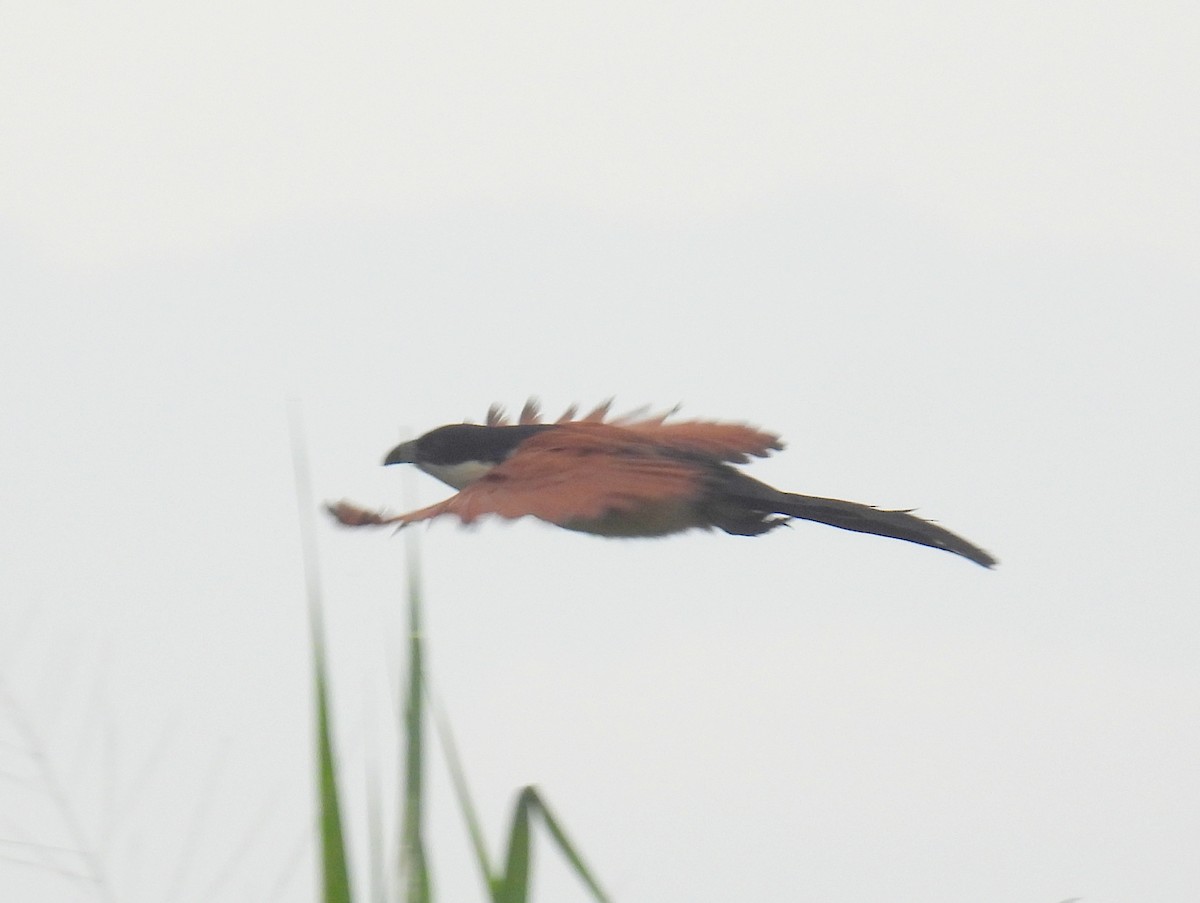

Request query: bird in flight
[{"left": 328, "top": 400, "right": 996, "bottom": 567}]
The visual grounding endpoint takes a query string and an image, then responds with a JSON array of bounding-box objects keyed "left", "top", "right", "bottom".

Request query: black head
[{"left": 384, "top": 423, "right": 553, "bottom": 467}]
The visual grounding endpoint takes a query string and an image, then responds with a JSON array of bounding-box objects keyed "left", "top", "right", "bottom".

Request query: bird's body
[{"left": 329, "top": 401, "right": 996, "bottom": 567}]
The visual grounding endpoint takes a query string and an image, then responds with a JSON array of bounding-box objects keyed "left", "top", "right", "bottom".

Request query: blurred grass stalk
[
  {"left": 291, "top": 409, "right": 608, "bottom": 903},
  {"left": 292, "top": 406, "right": 354, "bottom": 903}
]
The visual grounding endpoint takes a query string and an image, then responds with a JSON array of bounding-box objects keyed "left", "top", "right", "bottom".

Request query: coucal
[{"left": 329, "top": 400, "right": 996, "bottom": 567}]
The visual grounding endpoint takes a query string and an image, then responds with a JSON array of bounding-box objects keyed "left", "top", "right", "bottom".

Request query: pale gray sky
[{"left": 2, "top": 3, "right": 1198, "bottom": 902}]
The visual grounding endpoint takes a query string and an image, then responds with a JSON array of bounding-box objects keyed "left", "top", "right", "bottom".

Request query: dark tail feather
[{"left": 772, "top": 491, "right": 997, "bottom": 568}]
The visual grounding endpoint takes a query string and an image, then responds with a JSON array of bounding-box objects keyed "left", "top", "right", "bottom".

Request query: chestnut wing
[
  {"left": 616, "top": 420, "right": 783, "bottom": 463},
  {"left": 400, "top": 428, "right": 706, "bottom": 527}
]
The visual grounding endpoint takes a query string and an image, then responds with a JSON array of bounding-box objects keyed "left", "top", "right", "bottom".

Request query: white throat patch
[{"left": 418, "top": 460, "right": 497, "bottom": 490}]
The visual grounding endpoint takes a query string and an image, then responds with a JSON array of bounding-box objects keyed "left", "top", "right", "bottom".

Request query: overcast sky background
[{"left": 3, "top": 3, "right": 1198, "bottom": 902}]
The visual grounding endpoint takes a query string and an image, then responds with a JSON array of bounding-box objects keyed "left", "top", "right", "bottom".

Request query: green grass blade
[
  {"left": 432, "top": 706, "right": 499, "bottom": 897},
  {"left": 289, "top": 405, "right": 353, "bottom": 903},
  {"left": 313, "top": 656, "right": 353, "bottom": 903},
  {"left": 400, "top": 534, "right": 431, "bottom": 903},
  {"left": 525, "top": 788, "right": 610, "bottom": 903},
  {"left": 496, "top": 788, "right": 533, "bottom": 903}
]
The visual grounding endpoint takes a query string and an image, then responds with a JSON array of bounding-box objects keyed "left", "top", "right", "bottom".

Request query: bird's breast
[{"left": 418, "top": 459, "right": 498, "bottom": 490}]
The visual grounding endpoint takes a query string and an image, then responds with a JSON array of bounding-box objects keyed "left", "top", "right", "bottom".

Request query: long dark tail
[{"left": 771, "top": 490, "right": 996, "bottom": 567}]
